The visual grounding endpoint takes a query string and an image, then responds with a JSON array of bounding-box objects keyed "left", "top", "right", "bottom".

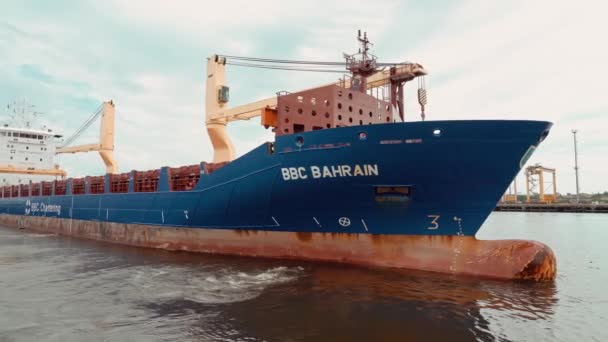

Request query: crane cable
[
  {"left": 225, "top": 62, "right": 347, "bottom": 73},
  {"left": 217, "top": 55, "right": 414, "bottom": 73},
  {"left": 60, "top": 103, "right": 104, "bottom": 148}
]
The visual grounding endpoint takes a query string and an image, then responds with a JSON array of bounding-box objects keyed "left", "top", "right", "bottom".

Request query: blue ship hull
[{"left": 0, "top": 120, "right": 551, "bottom": 237}]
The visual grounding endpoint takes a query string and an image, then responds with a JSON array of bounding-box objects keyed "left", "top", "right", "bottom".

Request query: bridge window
[{"left": 375, "top": 186, "right": 412, "bottom": 202}]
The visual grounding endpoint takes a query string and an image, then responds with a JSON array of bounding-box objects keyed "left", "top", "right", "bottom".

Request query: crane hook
[{"left": 417, "top": 76, "right": 427, "bottom": 121}]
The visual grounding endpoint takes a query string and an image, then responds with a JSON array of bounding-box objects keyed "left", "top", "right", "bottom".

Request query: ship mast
[
  {"left": 5, "top": 99, "right": 43, "bottom": 129},
  {"left": 344, "top": 30, "right": 379, "bottom": 92},
  {"left": 205, "top": 32, "right": 428, "bottom": 163}
]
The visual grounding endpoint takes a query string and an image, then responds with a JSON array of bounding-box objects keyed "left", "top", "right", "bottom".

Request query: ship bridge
[{"left": 205, "top": 31, "right": 427, "bottom": 163}]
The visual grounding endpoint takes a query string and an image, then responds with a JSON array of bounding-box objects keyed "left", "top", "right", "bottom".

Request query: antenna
[
  {"left": 345, "top": 30, "right": 379, "bottom": 91},
  {"left": 4, "top": 99, "right": 43, "bottom": 129}
]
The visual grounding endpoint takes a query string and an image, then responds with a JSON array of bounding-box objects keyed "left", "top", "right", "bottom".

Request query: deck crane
[
  {"left": 56, "top": 101, "right": 119, "bottom": 174},
  {"left": 205, "top": 33, "right": 427, "bottom": 163}
]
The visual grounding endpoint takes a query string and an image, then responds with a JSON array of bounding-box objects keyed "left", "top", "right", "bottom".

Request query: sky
[{"left": 0, "top": 0, "right": 606, "bottom": 193}]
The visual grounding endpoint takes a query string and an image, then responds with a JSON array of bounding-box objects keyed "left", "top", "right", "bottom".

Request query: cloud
[
  {"left": 400, "top": 0, "right": 608, "bottom": 193},
  {"left": 1, "top": 0, "right": 606, "bottom": 194}
]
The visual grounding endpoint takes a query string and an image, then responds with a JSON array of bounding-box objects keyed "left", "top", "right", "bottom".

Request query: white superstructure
[
  {"left": 0, "top": 125, "right": 58, "bottom": 170},
  {"left": 0, "top": 100, "right": 63, "bottom": 185}
]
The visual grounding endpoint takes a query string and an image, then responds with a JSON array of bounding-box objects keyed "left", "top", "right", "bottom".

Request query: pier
[{"left": 495, "top": 203, "right": 608, "bottom": 213}]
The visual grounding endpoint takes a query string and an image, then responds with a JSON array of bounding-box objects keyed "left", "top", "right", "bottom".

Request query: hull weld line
[
  {"left": 361, "top": 219, "right": 369, "bottom": 232},
  {"left": 313, "top": 216, "right": 321, "bottom": 227},
  {"left": 271, "top": 216, "right": 280, "bottom": 226}
]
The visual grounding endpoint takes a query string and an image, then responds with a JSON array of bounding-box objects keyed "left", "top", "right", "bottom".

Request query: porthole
[
  {"left": 297, "top": 108, "right": 303, "bottom": 114},
  {"left": 348, "top": 106, "right": 352, "bottom": 112},
  {"left": 325, "top": 112, "right": 330, "bottom": 118},
  {"left": 359, "top": 109, "right": 363, "bottom": 115},
  {"left": 349, "top": 118, "right": 353, "bottom": 123},
  {"left": 326, "top": 124, "right": 331, "bottom": 128},
  {"left": 284, "top": 106, "right": 290, "bottom": 112},
  {"left": 359, "top": 120, "right": 363, "bottom": 125},
  {"left": 312, "top": 110, "right": 317, "bottom": 116},
  {"left": 348, "top": 93, "right": 353, "bottom": 100},
  {"left": 338, "top": 115, "right": 342, "bottom": 120},
  {"left": 386, "top": 117, "right": 391, "bottom": 122},
  {"left": 369, "top": 112, "right": 373, "bottom": 117},
  {"left": 285, "top": 118, "right": 290, "bottom": 123},
  {"left": 295, "top": 136, "right": 304, "bottom": 147},
  {"left": 338, "top": 103, "right": 342, "bottom": 109}
]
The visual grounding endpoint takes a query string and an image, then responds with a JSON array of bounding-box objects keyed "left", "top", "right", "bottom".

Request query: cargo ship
[{"left": 0, "top": 33, "right": 556, "bottom": 281}]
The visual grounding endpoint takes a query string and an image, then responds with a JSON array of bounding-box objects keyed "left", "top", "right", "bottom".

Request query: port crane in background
[
  {"left": 55, "top": 101, "right": 119, "bottom": 174},
  {"left": 502, "top": 178, "right": 519, "bottom": 203},
  {"left": 525, "top": 164, "right": 558, "bottom": 203},
  {"left": 205, "top": 31, "right": 428, "bottom": 163}
]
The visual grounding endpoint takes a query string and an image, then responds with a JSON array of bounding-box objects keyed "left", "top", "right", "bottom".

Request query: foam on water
[
  {"left": 1, "top": 213, "right": 607, "bottom": 341},
  {"left": 129, "top": 265, "right": 304, "bottom": 304},
  {"left": 0, "top": 233, "right": 58, "bottom": 238}
]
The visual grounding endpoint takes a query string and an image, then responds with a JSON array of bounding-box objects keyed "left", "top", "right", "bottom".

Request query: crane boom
[
  {"left": 56, "top": 101, "right": 119, "bottom": 174},
  {"left": 205, "top": 55, "right": 426, "bottom": 163}
]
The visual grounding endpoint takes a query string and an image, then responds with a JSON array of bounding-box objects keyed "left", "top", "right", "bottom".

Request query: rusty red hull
[{"left": 0, "top": 214, "right": 556, "bottom": 281}]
